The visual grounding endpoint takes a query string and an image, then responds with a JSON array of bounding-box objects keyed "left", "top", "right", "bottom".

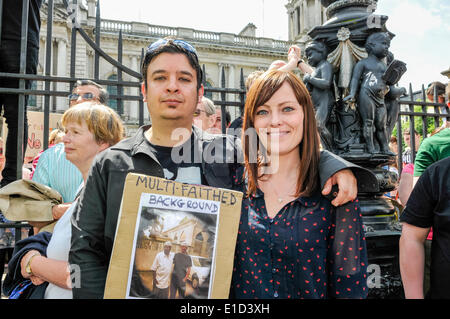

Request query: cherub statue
[
  {"left": 344, "top": 32, "right": 395, "bottom": 155},
  {"left": 385, "top": 51, "right": 407, "bottom": 139},
  {"left": 303, "top": 41, "right": 335, "bottom": 151}
]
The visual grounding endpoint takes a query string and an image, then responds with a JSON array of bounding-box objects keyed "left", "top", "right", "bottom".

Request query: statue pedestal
[{"left": 307, "top": 0, "right": 405, "bottom": 298}]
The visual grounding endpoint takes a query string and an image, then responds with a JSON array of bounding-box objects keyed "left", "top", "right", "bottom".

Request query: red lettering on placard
[{"left": 27, "top": 133, "right": 42, "bottom": 149}]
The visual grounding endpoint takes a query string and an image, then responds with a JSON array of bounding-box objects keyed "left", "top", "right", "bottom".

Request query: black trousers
[{"left": 0, "top": 40, "right": 38, "bottom": 187}]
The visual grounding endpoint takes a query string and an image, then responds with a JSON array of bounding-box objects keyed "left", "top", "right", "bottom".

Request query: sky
[{"left": 100, "top": 0, "right": 450, "bottom": 90}]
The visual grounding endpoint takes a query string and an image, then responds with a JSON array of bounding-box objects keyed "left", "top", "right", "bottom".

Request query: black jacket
[{"left": 69, "top": 125, "right": 372, "bottom": 299}]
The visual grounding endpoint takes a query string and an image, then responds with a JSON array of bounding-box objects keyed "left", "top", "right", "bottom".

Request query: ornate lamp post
[{"left": 305, "top": 0, "right": 407, "bottom": 298}]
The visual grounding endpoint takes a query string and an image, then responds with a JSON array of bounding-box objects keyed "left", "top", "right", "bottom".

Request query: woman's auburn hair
[
  {"left": 61, "top": 101, "right": 124, "bottom": 146},
  {"left": 242, "top": 70, "right": 320, "bottom": 198}
]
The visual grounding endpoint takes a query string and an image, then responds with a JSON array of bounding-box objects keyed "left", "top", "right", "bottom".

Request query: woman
[
  {"left": 230, "top": 70, "right": 368, "bottom": 299},
  {"left": 18, "top": 102, "right": 124, "bottom": 299}
]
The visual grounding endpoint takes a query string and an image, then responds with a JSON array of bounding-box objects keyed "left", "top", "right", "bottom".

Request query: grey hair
[{"left": 200, "top": 97, "right": 216, "bottom": 116}]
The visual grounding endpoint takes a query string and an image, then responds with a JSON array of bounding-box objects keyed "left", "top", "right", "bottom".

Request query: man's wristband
[{"left": 297, "top": 59, "right": 305, "bottom": 67}]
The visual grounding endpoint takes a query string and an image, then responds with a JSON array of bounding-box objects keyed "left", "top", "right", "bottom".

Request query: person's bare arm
[
  {"left": 398, "top": 172, "right": 413, "bottom": 205},
  {"left": 399, "top": 222, "right": 430, "bottom": 299},
  {"left": 277, "top": 45, "right": 314, "bottom": 74},
  {"left": 21, "top": 250, "right": 71, "bottom": 289}
]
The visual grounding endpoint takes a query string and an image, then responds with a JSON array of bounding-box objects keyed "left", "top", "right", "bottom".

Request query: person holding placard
[{"left": 69, "top": 38, "right": 368, "bottom": 299}]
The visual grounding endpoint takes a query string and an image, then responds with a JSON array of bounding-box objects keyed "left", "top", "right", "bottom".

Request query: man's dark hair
[
  {"left": 141, "top": 39, "right": 203, "bottom": 90},
  {"left": 73, "top": 79, "right": 109, "bottom": 104}
]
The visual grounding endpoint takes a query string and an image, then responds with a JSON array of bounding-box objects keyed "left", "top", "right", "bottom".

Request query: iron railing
[
  {"left": 0, "top": 0, "right": 247, "bottom": 243},
  {"left": 0, "top": 0, "right": 448, "bottom": 244},
  {"left": 396, "top": 83, "right": 449, "bottom": 174}
]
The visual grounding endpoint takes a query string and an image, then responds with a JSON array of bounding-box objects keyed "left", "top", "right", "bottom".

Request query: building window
[{"left": 107, "top": 74, "right": 118, "bottom": 110}]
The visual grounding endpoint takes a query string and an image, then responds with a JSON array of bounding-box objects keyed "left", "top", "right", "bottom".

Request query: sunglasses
[
  {"left": 68, "top": 92, "right": 97, "bottom": 101},
  {"left": 146, "top": 39, "right": 198, "bottom": 56}
]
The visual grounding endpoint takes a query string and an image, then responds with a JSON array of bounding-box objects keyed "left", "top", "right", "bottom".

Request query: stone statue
[
  {"left": 385, "top": 52, "right": 407, "bottom": 139},
  {"left": 303, "top": 41, "right": 335, "bottom": 151},
  {"left": 344, "top": 32, "right": 395, "bottom": 155}
]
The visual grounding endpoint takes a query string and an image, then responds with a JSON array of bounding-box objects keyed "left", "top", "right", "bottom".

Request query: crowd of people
[{"left": 0, "top": 26, "right": 449, "bottom": 300}]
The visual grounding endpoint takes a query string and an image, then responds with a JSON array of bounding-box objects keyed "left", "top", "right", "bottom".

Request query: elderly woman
[
  {"left": 230, "top": 70, "right": 368, "bottom": 299},
  {"left": 18, "top": 102, "right": 123, "bottom": 299}
]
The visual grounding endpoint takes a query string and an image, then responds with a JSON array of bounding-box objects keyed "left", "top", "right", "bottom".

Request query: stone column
[
  {"left": 293, "top": 7, "right": 298, "bottom": 36},
  {"left": 315, "top": 0, "right": 322, "bottom": 26},
  {"left": 228, "top": 64, "right": 235, "bottom": 89},
  {"left": 218, "top": 63, "right": 225, "bottom": 87},
  {"left": 302, "top": 0, "right": 307, "bottom": 32},
  {"left": 56, "top": 38, "right": 67, "bottom": 111}
]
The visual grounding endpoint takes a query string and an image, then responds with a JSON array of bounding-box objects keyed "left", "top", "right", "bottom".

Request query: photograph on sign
[
  {"left": 126, "top": 193, "right": 220, "bottom": 299},
  {"left": 104, "top": 174, "right": 243, "bottom": 299}
]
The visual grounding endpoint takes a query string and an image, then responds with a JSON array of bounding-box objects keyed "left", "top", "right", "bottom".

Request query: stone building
[
  {"left": 35, "top": 0, "right": 300, "bottom": 126},
  {"left": 286, "top": 0, "right": 327, "bottom": 44}
]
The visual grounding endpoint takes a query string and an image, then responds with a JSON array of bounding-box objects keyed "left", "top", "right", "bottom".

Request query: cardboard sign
[
  {"left": 1, "top": 111, "right": 63, "bottom": 163},
  {"left": 104, "top": 173, "right": 243, "bottom": 299}
]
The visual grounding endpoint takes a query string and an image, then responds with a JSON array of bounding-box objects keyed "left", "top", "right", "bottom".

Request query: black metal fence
[
  {"left": 0, "top": 0, "right": 247, "bottom": 244},
  {"left": 0, "top": 0, "right": 247, "bottom": 177},
  {"left": 0, "top": 0, "right": 448, "bottom": 244},
  {"left": 396, "top": 84, "right": 449, "bottom": 174}
]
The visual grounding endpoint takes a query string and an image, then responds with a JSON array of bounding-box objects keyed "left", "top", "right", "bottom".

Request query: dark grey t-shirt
[{"left": 148, "top": 133, "right": 205, "bottom": 185}]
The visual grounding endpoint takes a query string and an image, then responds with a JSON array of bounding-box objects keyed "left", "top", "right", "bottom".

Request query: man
[
  {"left": 399, "top": 156, "right": 450, "bottom": 298},
  {"left": 426, "top": 81, "right": 447, "bottom": 111},
  {"left": 150, "top": 241, "right": 174, "bottom": 299},
  {"left": 0, "top": 0, "right": 43, "bottom": 188},
  {"left": 69, "top": 79, "right": 109, "bottom": 107},
  {"left": 211, "top": 106, "right": 230, "bottom": 134},
  {"left": 192, "top": 96, "right": 216, "bottom": 132},
  {"left": 69, "top": 38, "right": 363, "bottom": 299},
  {"left": 409, "top": 123, "right": 450, "bottom": 296},
  {"left": 413, "top": 124, "right": 450, "bottom": 186},
  {"left": 32, "top": 80, "right": 107, "bottom": 224},
  {"left": 170, "top": 242, "right": 192, "bottom": 299},
  {"left": 402, "top": 128, "right": 421, "bottom": 165}
]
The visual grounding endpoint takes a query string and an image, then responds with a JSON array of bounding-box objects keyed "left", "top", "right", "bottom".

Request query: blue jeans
[{"left": 0, "top": 40, "right": 39, "bottom": 187}]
